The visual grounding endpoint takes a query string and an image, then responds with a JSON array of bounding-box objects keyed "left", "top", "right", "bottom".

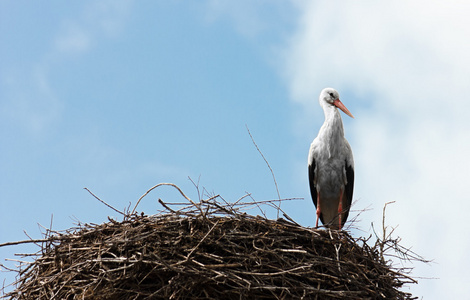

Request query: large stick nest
[{"left": 2, "top": 185, "right": 419, "bottom": 299}]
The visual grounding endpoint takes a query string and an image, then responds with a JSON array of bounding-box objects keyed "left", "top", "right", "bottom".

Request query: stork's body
[{"left": 308, "top": 88, "right": 354, "bottom": 230}]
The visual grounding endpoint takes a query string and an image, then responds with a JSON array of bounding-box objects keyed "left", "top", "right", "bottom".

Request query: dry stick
[
  {"left": 382, "top": 201, "right": 396, "bottom": 240},
  {"left": 235, "top": 264, "right": 313, "bottom": 276},
  {"left": 261, "top": 197, "right": 301, "bottom": 225},
  {"left": 381, "top": 201, "right": 396, "bottom": 259},
  {"left": 234, "top": 193, "right": 252, "bottom": 205},
  {"left": 0, "top": 237, "right": 65, "bottom": 248},
  {"left": 83, "top": 188, "right": 125, "bottom": 216},
  {"left": 282, "top": 213, "right": 301, "bottom": 227},
  {"left": 45, "top": 214, "right": 53, "bottom": 241},
  {"left": 158, "top": 199, "right": 177, "bottom": 214},
  {"left": 334, "top": 243, "right": 342, "bottom": 272},
  {"left": 185, "top": 220, "right": 220, "bottom": 260},
  {"left": 131, "top": 183, "right": 199, "bottom": 215},
  {"left": 345, "top": 201, "right": 372, "bottom": 232},
  {"left": 188, "top": 176, "right": 204, "bottom": 202},
  {"left": 245, "top": 125, "right": 282, "bottom": 217},
  {"left": 246, "top": 193, "right": 268, "bottom": 219}
]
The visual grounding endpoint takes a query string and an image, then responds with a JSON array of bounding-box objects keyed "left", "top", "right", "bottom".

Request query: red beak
[{"left": 333, "top": 99, "right": 354, "bottom": 119}]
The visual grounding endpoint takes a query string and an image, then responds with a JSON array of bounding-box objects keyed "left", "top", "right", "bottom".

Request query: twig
[
  {"left": 189, "top": 176, "right": 203, "bottom": 201},
  {"left": 185, "top": 220, "right": 220, "bottom": 260},
  {"left": 245, "top": 125, "right": 282, "bottom": 216},
  {"left": 381, "top": 201, "right": 396, "bottom": 258},
  {"left": 334, "top": 243, "right": 342, "bottom": 272},
  {"left": 131, "top": 183, "right": 199, "bottom": 215},
  {"left": 246, "top": 193, "right": 268, "bottom": 219},
  {"left": 158, "top": 199, "right": 177, "bottom": 214},
  {"left": 84, "top": 188, "right": 125, "bottom": 216},
  {"left": 0, "top": 237, "right": 66, "bottom": 248},
  {"left": 282, "top": 213, "right": 301, "bottom": 227}
]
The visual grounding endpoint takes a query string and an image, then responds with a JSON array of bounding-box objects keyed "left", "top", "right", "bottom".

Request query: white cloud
[
  {"left": 84, "top": 0, "right": 132, "bottom": 37},
  {"left": 55, "top": 23, "right": 91, "bottom": 54},
  {"left": 282, "top": 1, "right": 470, "bottom": 298},
  {"left": 1, "top": 1, "right": 133, "bottom": 136},
  {"left": 1, "top": 65, "right": 62, "bottom": 135},
  {"left": 205, "top": 0, "right": 295, "bottom": 40},
  {"left": 205, "top": 0, "right": 270, "bottom": 37},
  {"left": 54, "top": 0, "right": 131, "bottom": 55}
]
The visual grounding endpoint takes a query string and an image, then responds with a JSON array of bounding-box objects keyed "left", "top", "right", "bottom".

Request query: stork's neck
[{"left": 319, "top": 105, "right": 345, "bottom": 144}]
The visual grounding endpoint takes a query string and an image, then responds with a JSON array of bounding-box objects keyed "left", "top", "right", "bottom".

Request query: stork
[{"left": 308, "top": 88, "right": 354, "bottom": 230}]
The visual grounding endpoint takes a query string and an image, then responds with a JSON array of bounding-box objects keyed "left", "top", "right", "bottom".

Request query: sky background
[{"left": 2, "top": 1, "right": 470, "bottom": 298}]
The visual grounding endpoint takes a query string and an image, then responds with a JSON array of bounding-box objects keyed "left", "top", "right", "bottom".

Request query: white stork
[{"left": 308, "top": 88, "right": 354, "bottom": 230}]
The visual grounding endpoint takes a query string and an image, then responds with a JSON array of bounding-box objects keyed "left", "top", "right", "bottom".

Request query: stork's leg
[
  {"left": 338, "top": 188, "right": 344, "bottom": 230},
  {"left": 315, "top": 192, "right": 321, "bottom": 228}
]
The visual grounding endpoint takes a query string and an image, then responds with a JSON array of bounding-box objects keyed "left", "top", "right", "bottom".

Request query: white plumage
[{"left": 308, "top": 88, "right": 354, "bottom": 230}]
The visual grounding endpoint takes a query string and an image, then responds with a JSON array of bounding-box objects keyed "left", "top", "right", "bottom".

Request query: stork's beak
[{"left": 333, "top": 99, "right": 354, "bottom": 119}]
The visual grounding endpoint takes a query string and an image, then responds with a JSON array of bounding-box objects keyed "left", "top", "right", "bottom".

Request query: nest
[{"left": 2, "top": 184, "right": 419, "bottom": 299}]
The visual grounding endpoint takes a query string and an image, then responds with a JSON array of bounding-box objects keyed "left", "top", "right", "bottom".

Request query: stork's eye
[{"left": 328, "top": 92, "right": 334, "bottom": 98}]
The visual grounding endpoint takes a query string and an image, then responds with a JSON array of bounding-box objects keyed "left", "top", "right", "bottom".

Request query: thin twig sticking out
[
  {"left": 131, "top": 183, "right": 199, "bottom": 216},
  {"left": 245, "top": 125, "right": 282, "bottom": 217},
  {"left": 84, "top": 188, "right": 125, "bottom": 216},
  {"left": 381, "top": 201, "right": 396, "bottom": 258},
  {"left": 0, "top": 238, "right": 65, "bottom": 248}
]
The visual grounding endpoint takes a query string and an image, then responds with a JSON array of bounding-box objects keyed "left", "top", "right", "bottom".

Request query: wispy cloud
[
  {"left": 205, "top": 0, "right": 295, "bottom": 39},
  {"left": 1, "top": 1, "right": 132, "bottom": 136},
  {"left": 55, "top": 23, "right": 91, "bottom": 55},
  {"left": 1, "top": 64, "right": 62, "bottom": 135},
  {"left": 86, "top": 0, "right": 132, "bottom": 37},
  {"left": 282, "top": 1, "right": 470, "bottom": 298},
  {"left": 54, "top": 0, "right": 131, "bottom": 55}
]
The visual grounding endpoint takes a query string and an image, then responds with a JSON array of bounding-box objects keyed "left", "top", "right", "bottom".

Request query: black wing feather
[
  {"left": 308, "top": 158, "right": 324, "bottom": 224},
  {"left": 341, "top": 161, "right": 355, "bottom": 228}
]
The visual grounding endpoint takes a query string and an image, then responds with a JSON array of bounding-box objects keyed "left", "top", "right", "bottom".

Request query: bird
[{"left": 308, "top": 88, "right": 354, "bottom": 230}]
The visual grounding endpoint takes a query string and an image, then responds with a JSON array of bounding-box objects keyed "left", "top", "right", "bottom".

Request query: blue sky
[{"left": 2, "top": 1, "right": 470, "bottom": 298}]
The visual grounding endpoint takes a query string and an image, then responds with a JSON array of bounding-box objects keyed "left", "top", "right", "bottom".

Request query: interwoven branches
[{"left": 2, "top": 189, "right": 419, "bottom": 299}]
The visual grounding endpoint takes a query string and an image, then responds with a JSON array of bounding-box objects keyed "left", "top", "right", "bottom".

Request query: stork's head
[{"left": 319, "top": 88, "right": 354, "bottom": 118}]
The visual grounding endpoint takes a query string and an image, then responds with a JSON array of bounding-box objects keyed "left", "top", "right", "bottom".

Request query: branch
[
  {"left": 131, "top": 183, "right": 198, "bottom": 215},
  {"left": 84, "top": 188, "right": 125, "bottom": 216},
  {"left": 246, "top": 125, "right": 282, "bottom": 219}
]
